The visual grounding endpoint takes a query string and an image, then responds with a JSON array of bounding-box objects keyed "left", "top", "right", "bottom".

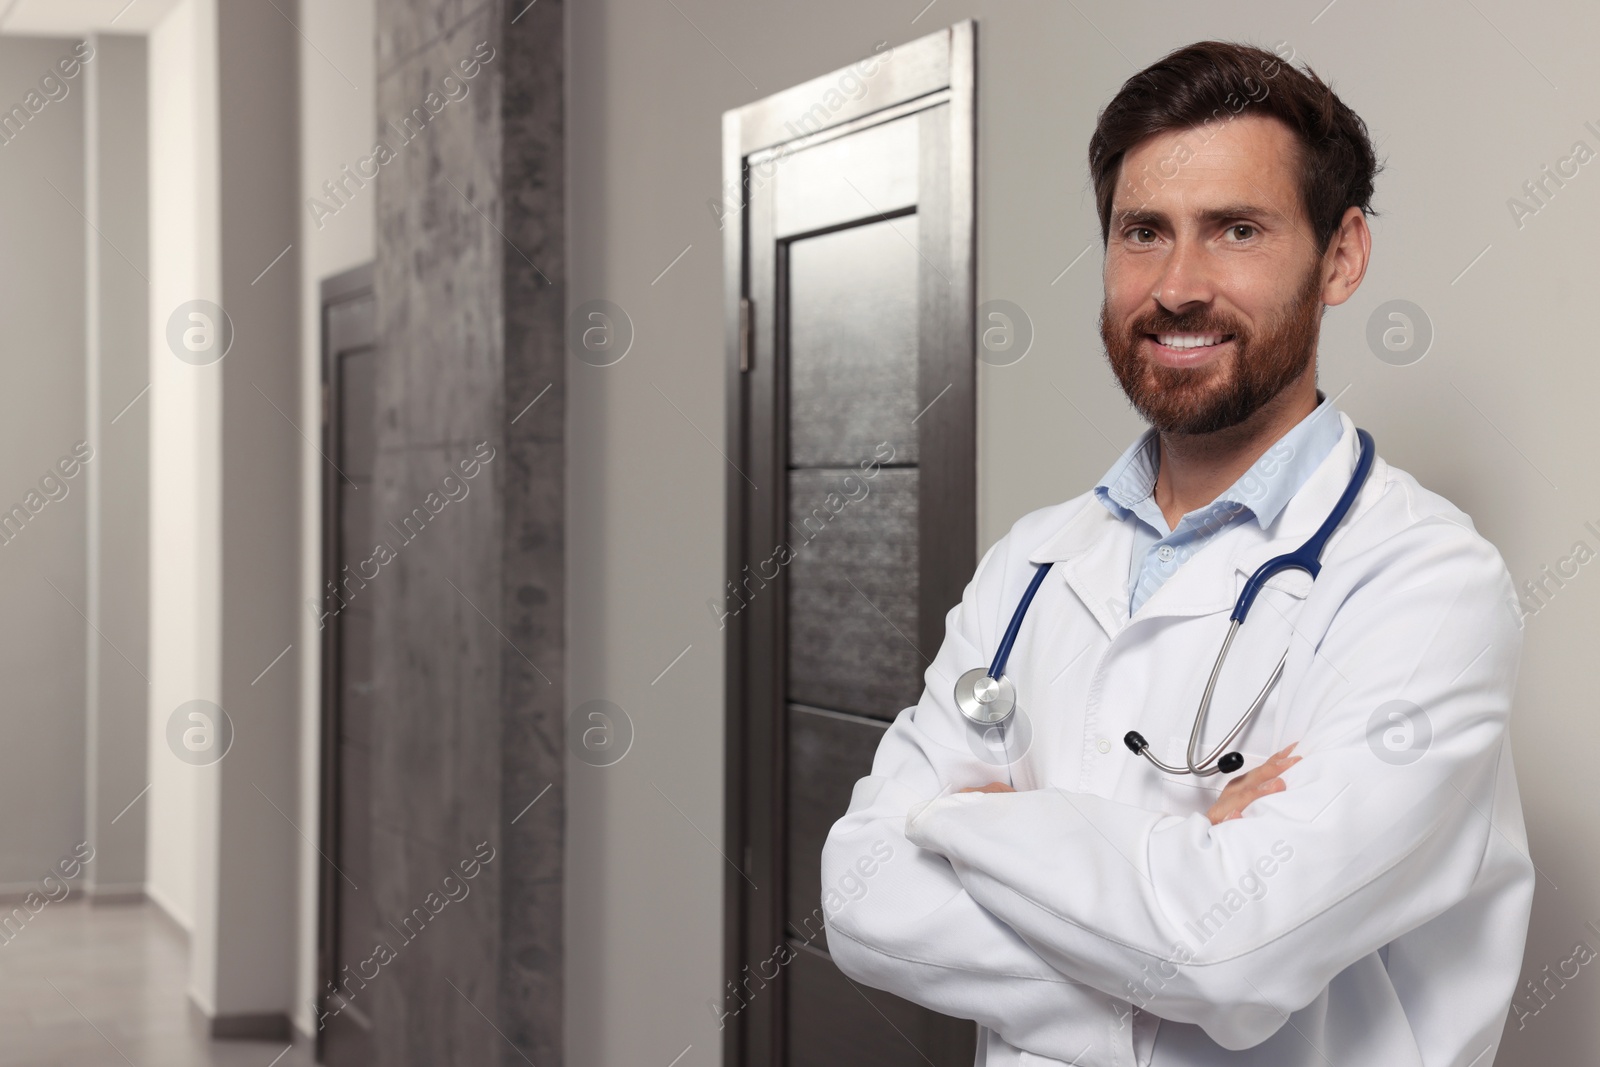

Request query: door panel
[
  {"left": 785, "top": 943, "right": 958, "bottom": 1067},
  {"left": 773, "top": 113, "right": 918, "bottom": 238},
  {"left": 784, "top": 467, "right": 920, "bottom": 721},
  {"left": 786, "top": 219, "right": 922, "bottom": 467},
  {"left": 784, "top": 705, "right": 888, "bottom": 950},
  {"left": 724, "top": 21, "right": 978, "bottom": 1067}
]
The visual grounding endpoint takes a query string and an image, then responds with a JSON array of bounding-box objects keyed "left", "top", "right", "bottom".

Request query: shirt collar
[{"left": 1092, "top": 391, "right": 1344, "bottom": 532}]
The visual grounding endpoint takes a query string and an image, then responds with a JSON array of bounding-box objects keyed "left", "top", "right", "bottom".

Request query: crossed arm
[
  {"left": 820, "top": 520, "right": 1527, "bottom": 1057},
  {"left": 959, "top": 745, "right": 1301, "bottom": 825}
]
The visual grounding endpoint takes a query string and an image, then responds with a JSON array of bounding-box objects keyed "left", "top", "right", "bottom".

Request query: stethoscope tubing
[
  {"left": 959, "top": 428, "right": 1376, "bottom": 778},
  {"left": 987, "top": 560, "right": 1054, "bottom": 681}
]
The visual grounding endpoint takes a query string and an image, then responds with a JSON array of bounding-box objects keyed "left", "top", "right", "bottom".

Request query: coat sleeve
[
  {"left": 903, "top": 518, "right": 1532, "bottom": 1050},
  {"left": 821, "top": 530, "right": 1141, "bottom": 1067}
]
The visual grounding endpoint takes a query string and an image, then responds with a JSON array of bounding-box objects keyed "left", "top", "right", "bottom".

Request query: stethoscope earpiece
[{"left": 1125, "top": 730, "right": 1243, "bottom": 776}]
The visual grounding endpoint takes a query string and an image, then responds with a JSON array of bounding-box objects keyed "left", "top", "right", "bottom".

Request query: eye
[
  {"left": 1126, "top": 227, "right": 1157, "bottom": 244},
  {"left": 1227, "top": 224, "right": 1257, "bottom": 241}
]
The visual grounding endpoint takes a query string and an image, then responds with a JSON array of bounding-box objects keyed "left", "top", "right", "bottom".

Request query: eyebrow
[{"left": 1110, "top": 202, "right": 1275, "bottom": 231}]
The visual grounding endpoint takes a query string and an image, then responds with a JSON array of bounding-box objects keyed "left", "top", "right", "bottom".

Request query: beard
[{"left": 1099, "top": 263, "right": 1324, "bottom": 436}]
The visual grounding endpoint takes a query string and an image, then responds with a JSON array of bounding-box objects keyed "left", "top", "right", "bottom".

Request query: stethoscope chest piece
[{"left": 955, "top": 666, "right": 1015, "bottom": 725}]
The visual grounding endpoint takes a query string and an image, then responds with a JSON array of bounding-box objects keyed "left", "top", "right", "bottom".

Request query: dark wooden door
[
  {"left": 317, "top": 263, "right": 376, "bottom": 1067},
  {"left": 722, "top": 22, "right": 979, "bottom": 1067}
]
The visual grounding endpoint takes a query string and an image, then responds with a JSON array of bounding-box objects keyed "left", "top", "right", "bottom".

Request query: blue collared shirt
[{"left": 1093, "top": 392, "right": 1344, "bottom": 616}]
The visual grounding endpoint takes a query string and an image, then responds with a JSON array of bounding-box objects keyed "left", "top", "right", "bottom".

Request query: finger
[
  {"left": 1235, "top": 776, "right": 1287, "bottom": 813},
  {"left": 1230, "top": 751, "right": 1301, "bottom": 791},
  {"left": 1246, "top": 745, "right": 1298, "bottom": 776},
  {"left": 1232, "top": 775, "right": 1284, "bottom": 800},
  {"left": 1263, "top": 755, "right": 1301, "bottom": 777},
  {"left": 1225, "top": 758, "right": 1286, "bottom": 793},
  {"left": 1208, "top": 748, "right": 1302, "bottom": 824},
  {"left": 1209, "top": 774, "right": 1288, "bottom": 824},
  {"left": 1263, "top": 751, "right": 1300, "bottom": 774}
]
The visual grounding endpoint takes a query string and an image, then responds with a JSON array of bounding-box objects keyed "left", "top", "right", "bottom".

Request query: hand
[
  {"left": 958, "top": 782, "right": 1015, "bottom": 794},
  {"left": 1206, "top": 744, "right": 1301, "bottom": 825}
]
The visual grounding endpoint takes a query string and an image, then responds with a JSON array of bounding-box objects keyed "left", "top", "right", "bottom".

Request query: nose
[{"left": 1150, "top": 236, "right": 1216, "bottom": 315}]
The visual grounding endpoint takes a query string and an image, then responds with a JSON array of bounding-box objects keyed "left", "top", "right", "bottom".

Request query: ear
[{"left": 1319, "top": 206, "right": 1371, "bottom": 308}]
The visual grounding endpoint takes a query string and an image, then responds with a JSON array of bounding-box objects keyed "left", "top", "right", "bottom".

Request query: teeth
[{"left": 1156, "top": 333, "right": 1227, "bottom": 349}]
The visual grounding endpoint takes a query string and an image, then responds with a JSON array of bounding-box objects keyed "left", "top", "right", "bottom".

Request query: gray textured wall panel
[{"left": 372, "top": 0, "right": 563, "bottom": 1062}]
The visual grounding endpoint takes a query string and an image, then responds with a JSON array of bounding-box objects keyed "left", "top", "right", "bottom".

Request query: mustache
[{"left": 1128, "top": 309, "right": 1244, "bottom": 337}]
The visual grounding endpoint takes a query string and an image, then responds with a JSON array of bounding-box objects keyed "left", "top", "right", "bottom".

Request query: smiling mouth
[{"left": 1148, "top": 332, "right": 1236, "bottom": 350}]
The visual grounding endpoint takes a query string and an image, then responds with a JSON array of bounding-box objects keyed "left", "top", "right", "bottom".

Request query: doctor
[{"left": 821, "top": 40, "right": 1533, "bottom": 1067}]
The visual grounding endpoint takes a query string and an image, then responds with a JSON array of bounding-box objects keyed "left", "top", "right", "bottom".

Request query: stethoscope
[{"left": 954, "top": 428, "right": 1375, "bottom": 778}]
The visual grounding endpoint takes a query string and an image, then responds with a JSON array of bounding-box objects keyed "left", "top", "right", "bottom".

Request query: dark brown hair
[{"left": 1088, "top": 40, "right": 1382, "bottom": 253}]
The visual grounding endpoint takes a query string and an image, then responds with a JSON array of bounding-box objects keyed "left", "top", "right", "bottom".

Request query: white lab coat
[{"left": 820, "top": 412, "right": 1534, "bottom": 1066}]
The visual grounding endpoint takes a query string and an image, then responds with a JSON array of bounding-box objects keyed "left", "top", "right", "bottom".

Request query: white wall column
[
  {"left": 145, "top": 0, "right": 301, "bottom": 1038},
  {"left": 83, "top": 31, "right": 151, "bottom": 903}
]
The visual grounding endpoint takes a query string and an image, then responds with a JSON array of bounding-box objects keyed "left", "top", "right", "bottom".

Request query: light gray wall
[
  {"left": 568, "top": 1, "right": 1599, "bottom": 1063},
  {"left": 0, "top": 36, "right": 89, "bottom": 892}
]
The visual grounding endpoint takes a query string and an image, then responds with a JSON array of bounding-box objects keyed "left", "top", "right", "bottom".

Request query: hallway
[
  {"left": 0, "top": 0, "right": 1590, "bottom": 1060},
  {"left": 0, "top": 902, "right": 315, "bottom": 1067}
]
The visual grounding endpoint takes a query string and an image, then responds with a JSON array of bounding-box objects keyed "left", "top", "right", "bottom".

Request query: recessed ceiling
[{"left": 0, "top": 0, "right": 185, "bottom": 36}]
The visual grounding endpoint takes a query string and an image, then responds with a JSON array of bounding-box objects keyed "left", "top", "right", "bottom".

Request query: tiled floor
[{"left": 0, "top": 899, "right": 318, "bottom": 1067}]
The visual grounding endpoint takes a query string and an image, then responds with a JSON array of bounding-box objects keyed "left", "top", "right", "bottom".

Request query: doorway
[
  {"left": 721, "top": 22, "right": 979, "bottom": 1067},
  {"left": 315, "top": 262, "right": 376, "bottom": 1067}
]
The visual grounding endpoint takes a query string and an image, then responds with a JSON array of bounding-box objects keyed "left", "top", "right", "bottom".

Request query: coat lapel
[{"left": 1026, "top": 499, "right": 1131, "bottom": 640}]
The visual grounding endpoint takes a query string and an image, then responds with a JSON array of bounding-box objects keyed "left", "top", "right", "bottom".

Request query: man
[{"left": 820, "top": 40, "right": 1533, "bottom": 1067}]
